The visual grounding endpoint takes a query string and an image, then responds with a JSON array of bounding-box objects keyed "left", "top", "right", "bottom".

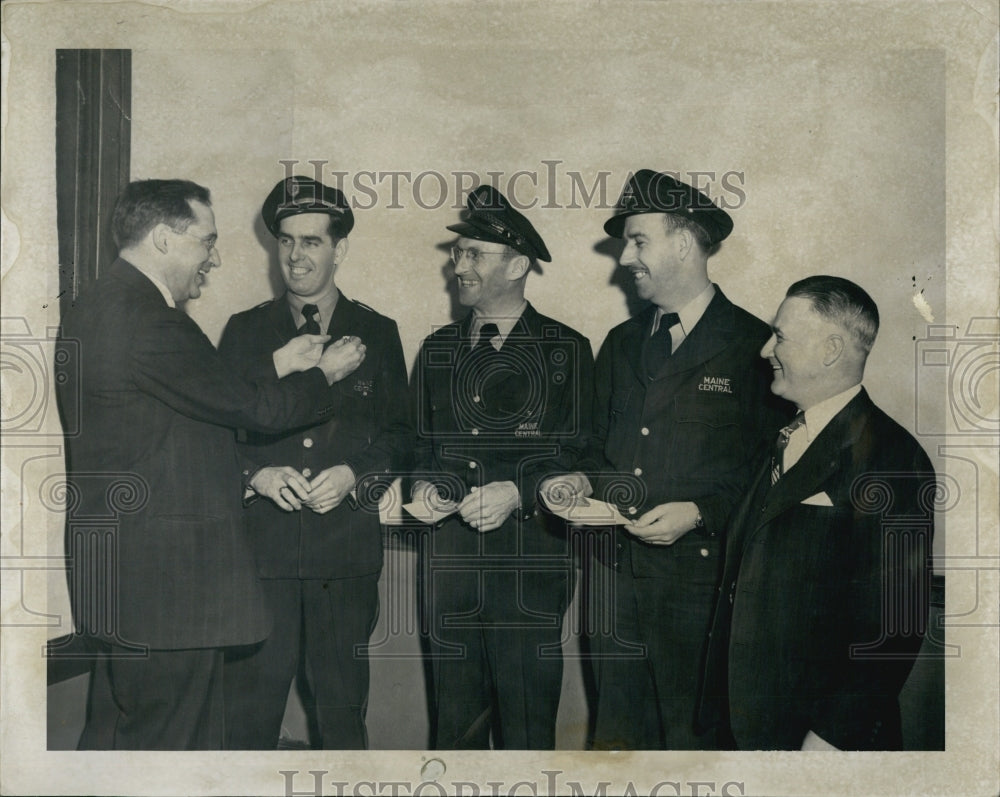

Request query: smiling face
[
  {"left": 164, "top": 200, "right": 220, "bottom": 302},
  {"left": 451, "top": 236, "right": 518, "bottom": 312},
  {"left": 618, "top": 213, "right": 687, "bottom": 309},
  {"left": 760, "top": 296, "right": 836, "bottom": 410},
  {"left": 277, "top": 213, "right": 345, "bottom": 301}
]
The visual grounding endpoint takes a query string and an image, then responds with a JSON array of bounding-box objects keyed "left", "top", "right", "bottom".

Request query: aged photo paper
[{"left": 2, "top": 0, "right": 998, "bottom": 794}]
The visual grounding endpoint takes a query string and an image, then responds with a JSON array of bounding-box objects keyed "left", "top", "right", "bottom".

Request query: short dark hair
[
  {"left": 786, "top": 275, "right": 880, "bottom": 353},
  {"left": 111, "top": 179, "right": 211, "bottom": 249},
  {"left": 661, "top": 214, "right": 720, "bottom": 257}
]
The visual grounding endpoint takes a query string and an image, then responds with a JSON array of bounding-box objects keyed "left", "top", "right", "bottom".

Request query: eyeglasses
[
  {"left": 450, "top": 245, "right": 507, "bottom": 267},
  {"left": 174, "top": 229, "right": 218, "bottom": 253}
]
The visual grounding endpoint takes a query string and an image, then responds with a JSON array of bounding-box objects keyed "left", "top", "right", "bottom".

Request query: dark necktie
[
  {"left": 642, "top": 312, "right": 680, "bottom": 377},
  {"left": 475, "top": 322, "right": 501, "bottom": 352},
  {"left": 300, "top": 303, "right": 322, "bottom": 336},
  {"left": 770, "top": 412, "right": 806, "bottom": 485}
]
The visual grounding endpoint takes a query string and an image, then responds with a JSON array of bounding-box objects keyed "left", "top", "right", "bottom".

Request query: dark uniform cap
[
  {"left": 447, "top": 185, "right": 551, "bottom": 262},
  {"left": 603, "top": 169, "right": 733, "bottom": 245},
  {"left": 261, "top": 176, "right": 355, "bottom": 238}
]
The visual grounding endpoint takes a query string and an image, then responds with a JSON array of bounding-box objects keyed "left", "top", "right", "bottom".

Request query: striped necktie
[{"left": 770, "top": 412, "right": 806, "bottom": 485}]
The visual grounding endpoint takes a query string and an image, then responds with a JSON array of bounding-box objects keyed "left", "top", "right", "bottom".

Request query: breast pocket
[{"left": 672, "top": 393, "right": 743, "bottom": 475}]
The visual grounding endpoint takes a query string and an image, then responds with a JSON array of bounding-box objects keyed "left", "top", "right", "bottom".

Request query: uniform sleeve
[
  {"left": 572, "top": 331, "right": 615, "bottom": 477},
  {"left": 520, "top": 333, "right": 595, "bottom": 512},
  {"left": 131, "top": 305, "right": 332, "bottom": 435},
  {"left": 340, "top": 319, "right": 414, "bottom": 488}
]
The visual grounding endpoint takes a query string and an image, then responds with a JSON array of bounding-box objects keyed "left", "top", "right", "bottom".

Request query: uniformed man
[
  {"left": 218, "top": 176, "right": 412, "bottom": 749},
  {"left": 542, "top": 169, "right": 790, "bottom": 749},
  {"left": 411, "top": 185, "right": 594, "bottom": 749}
]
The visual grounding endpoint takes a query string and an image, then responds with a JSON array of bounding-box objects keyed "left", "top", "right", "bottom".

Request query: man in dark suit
[
  {"left": 218, "top": 176, "right": 411, "bottom": 749},
  {"left": 701, "top": 275, "right": 935, "bottom": 750},
  {"left": 411, "top": 185, "right": 594, "bottom": 749},
  {"left": 56, "top": 178, "right": 366, "bottom": 750},
  {"left": 541, "top": 170, "right": 788, "bottom": 749}
]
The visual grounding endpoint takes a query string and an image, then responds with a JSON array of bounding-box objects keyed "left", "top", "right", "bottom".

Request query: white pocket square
[{"left": 801, "top": 491, "right": 834, "bottom": 507}]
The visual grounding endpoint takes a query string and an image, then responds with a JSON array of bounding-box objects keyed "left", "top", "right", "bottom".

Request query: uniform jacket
[
  {"left": 412, "top": 302, "right": 594, "bottom": 557},
  {"left": 218, "top": 293, "right": 411, "bottom": 580},
  {"left": 56, "top": 259, "right": 334, "bottom": 649},
  {"left": 578, "top": 287, "right": 788, "bottom": 576},
  {"left": 700, "top": 389, "right": 935, "bottom": 750}
]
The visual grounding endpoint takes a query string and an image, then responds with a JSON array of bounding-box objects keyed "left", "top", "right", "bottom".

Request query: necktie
[
  {"left": 770, "top": 412, "right": 806, "bottom": 484},
  {"left": 642, "top": 312, "right": 680, "bottom": 377},
  {"left": 300, "top": 303, "right": 322, "bottom": 335},
  {"left": 475, "top": 322, "right": 501, "bottom": 352}
]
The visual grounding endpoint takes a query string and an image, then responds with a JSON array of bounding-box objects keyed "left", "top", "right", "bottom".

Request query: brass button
[
  {"left": 303, "top": 438, "right": 314, "bottom": 448},
  {"left": 640, "top": 427, "right": 650, "bottom": 436},
  {"left": 302, "top": 468, "right": 312, "bottom": 478}
]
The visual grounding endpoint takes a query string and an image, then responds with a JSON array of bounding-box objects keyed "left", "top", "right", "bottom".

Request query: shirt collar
[
  {"left": 287, "top": 289, "right": 340, "bottom": 332},
  {"left": 802, "top": 383, "right": 863, "bottom": 442},
  {"left": 472, "top": 300, "right": 528, "bottom": 345},
  {"left": 653, "top": 282, "right": 715, "bottom": 336}
]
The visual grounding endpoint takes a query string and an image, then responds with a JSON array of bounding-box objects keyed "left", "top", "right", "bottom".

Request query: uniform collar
[
  {"left": 652, "top": 282, "right": 715, "bottom": 337},
  {"left": 471, "top": 299, "right": 528, "bottom": 346},
  {"left": 286, "top": 289, "right": 340, "bottom": 332}
]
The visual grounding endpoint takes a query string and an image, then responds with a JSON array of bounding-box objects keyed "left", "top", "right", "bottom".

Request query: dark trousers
[
  {"left": 77, "top": 641, "right": 224, "bottom": 750},
  {"left": 223, "top": 575, "right": 380, "bottom": 749},
  {"left": 589, "top": 545, "right": 718, "bottom": 750},
  {"left": 426, "top": 566, "right": 573, "bottom": 750}
]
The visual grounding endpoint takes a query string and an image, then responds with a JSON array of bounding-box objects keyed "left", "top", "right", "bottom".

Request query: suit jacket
[
  {"left": 577, "top": 287, "right": 789, "bottom": 576},
  {"left": 56, "top": 259, "right": 334, "bottom": 649},
  {"left": 217, "top": 293, "right": 411, "bottom": 579},
  {"left": 701, "top": 389, "right": 935, "bottom": 750},
  {"left": 412, "top": 302, "right": 594, "bottom": 559}
]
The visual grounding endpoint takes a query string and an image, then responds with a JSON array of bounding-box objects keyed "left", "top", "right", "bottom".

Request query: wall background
[{"left": 2, "top": 1, "right": 997, "bottom": 795}]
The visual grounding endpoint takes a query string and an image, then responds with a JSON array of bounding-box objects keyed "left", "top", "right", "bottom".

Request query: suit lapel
[
  {"left": 648, "top": 288, "right": 734, "bottom": 381},
  {"left": 623, "top": 307, "right": 654, "bottom": 383},
  {"left": 325, "top": 293, "right": 356, "bottom": 339},
  {"left": 268, "top": 295, "right": 298, "bottom": 346},
  {"left": 757, "top": 390, "right": 874, "bottom": 528}
]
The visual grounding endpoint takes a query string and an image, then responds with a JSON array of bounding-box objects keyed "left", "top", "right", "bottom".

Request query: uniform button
[
  {"left": 302, "top": 468, "right": 312, "bottom": 478},
  {"left": 362, "top": 391, "right": 369, "bottom": 397},
  {"left": 303, "top": 437, "right": 314, "bottom": 448},
  {"left": 473, "top": 395, "right": 481, "bottom": 403},
  {"left": 614, "top": 562, "right": 622, "bottom": 572},
  {"left": 468, "top": 461, "right": 477, "bottom": 469},
  {"left": 633, "top": 467, "right": 643, "bottom": 476},
  {"left": 471, "top": 428, "right": 479, "bottom": 436},
  {"left": 640, "top": 427, "right": 650, "bottom": 436},
  {"left": 700, "top": 548, "right": 709, "bottom": 558},
  {"left": 627, "top": 506, "right": 637, "bottom": 515},
  {"left": 615, "top": 543, "right": 623, "bottom": 552}
]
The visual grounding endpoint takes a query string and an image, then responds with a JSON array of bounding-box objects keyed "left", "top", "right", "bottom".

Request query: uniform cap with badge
[
  {"left": 261, "top": 175, "right": 355, "bottom": 238},
  {"left": 603, "top": 169, "right": 733, "bottom": 245},
  {"left": 447, "top": 185, "right": 551, "bottom": 263}
]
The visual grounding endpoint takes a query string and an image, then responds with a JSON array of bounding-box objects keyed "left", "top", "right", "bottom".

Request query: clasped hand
[
  {"left": 250, "top": 464, "right": 357, "bottom": 514},
  {"left": 412, "top": 480, "right": 519, "bottom": 532}
]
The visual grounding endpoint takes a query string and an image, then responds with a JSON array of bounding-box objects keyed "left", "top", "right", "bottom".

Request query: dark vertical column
[{"left": 55, "top": 49, "right": 131, "bottom": 319}]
